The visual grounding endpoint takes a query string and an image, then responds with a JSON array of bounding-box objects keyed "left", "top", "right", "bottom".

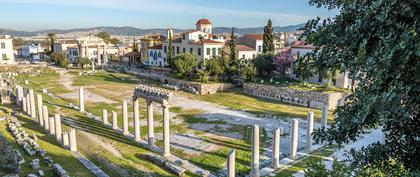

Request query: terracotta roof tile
[
  {"left": 195, "top": 18, "right": 212, "bottom": 25},
  {"left": 245, "top": 34, "right": 263, "bottom": 40}
]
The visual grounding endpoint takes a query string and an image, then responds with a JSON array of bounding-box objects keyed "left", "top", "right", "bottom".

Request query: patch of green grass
[{"left": 187, "top": 88, "right": 335, "bottom": 122}]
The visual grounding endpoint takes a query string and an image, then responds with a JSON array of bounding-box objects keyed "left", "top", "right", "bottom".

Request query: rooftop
[
  {"left": 195, "top": 18, "right": 212, "bottom": 25},
  {"left": 245, "top": 34, "right": 263, "bottom": 40}
]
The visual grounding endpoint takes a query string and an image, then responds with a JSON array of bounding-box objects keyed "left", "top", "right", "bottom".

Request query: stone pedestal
[
  {"left": 147, "top": 100, "right": 154, "bottom": 147},
  {"left": 69, "top": 129, "right": 77, "bottom": 152},
  {"left": 62, "top": 132, "right": 69, "bottom": 148},
  {"left": 102, "top": 109, "right": 108, "bottom": 125},
  {"left": 321, "top": 106, "right": 328, "bottom": 128},
  {"left": 42, "top": 106, "right": 49, "bottom": 131},
  {"left": 122, "top": 100, "right": 129, "bottom": 135},
  {"left": 49, "top": 117, "right": 55, "bottom": 135},
  {"left": 307, "top": 112, "right": 314, "bottom": 150},
  {"left": 133, "top": 98, "right": 140, "bottom": 141},
  {"left": 36, "top": 94, "right": 43, "bottom": 127},
  {"left": 54, "top": 114, "right": 62, "bottom": 141},
  {"left": 26, "top": 95, "right": 31, "bottom": 115},
  {"left": 79, "top": 87, "right": 85, "bottom": 112},
  {"left": 250, "top": 124, "right": 259, "bottom": 177},
  {"left": 29, "top": 89, "right": 36, "bottom": 119},
  {"left": 272, "top": 127, "right": 280, "bottom": 168},
  {"left": 227, "top": 149, "right": 236, "bottom": 177},
  {"left": 162, "top": 104, "right": 170, "bottom": 157},
  {"left": 112, "top": 111, "right": 118, "bottom": 130},
  {"left": 290, "top": 119, "right": 299, "bottom": 159},
  {"left": 17, "top": 85, "right": 23, "bottom": 105}
]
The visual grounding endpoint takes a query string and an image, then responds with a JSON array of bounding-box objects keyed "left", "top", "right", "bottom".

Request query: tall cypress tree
[
  {"left": 167, "top": 32, "right": 175, "bottom": 68},
  {"left": 263, "top": 19, "right": 275, "bottom": 53},
  {"left": 228, "top": 28, "right": 238, "bottom": 74}
]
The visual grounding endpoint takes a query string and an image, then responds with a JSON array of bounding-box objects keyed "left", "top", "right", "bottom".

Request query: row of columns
[
  {"left": 227, "top": 111, "right": 322, "bottom": 177},
  {"left": 80, "top": 45, "right": 109, "bottom": 66}
]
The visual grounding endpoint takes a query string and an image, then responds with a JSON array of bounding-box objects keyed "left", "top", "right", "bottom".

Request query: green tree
[
  {"left": 13, "top": 37, "right": 24, "bottom": 46},
  {"left": 301, "top": 0, "right": 420, "bottom": 172},
  {"left": 240, "top": 62, "right": 257, "bottom": 81},
  {"left": 304, "top": 158, "right": 351, "bottom": 177},
  {"left": 228, "top": 28, "right": 239, "bottom": 75},
  {"left": 132, "top": 38, "right": 139, "bottom": 53},
  {"left": 253, "top": 52, "right": 275, "bottom": 78},
  {"left": 263, "top": 19, "right": 275, "bottom": 53},
  {"left": 167, "top": 34, "right": 175, "bottom": 69},
  {"left": 110, "top": 38, "right": 120, "bottom": 45},
  {"left": 205, "top": 57, "right": 224, "bottom": 81},
  {"left": 174, "top": 53, "right": 198, "bottom": 78},
  {"left": 76, "top": 56, "right": 91, "bottom": 69},
  {"left": 97, "top": 31, "right": 110, "bottom": 44},
  {"left": 50, "top": 52, "right": 69, "bottom": 69},
  {"left": 47, "top": 32, "right": 56, "bottom": 54},
  {"left": 294, "top": 53, "right": 316, "bottom": 85}
]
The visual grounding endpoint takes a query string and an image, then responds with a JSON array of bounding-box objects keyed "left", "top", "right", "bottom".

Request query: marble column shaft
[
  {"left": 122, "top": 99, "right": 129, "bottom": 135},
  {"left": 227, "top": 149, "right": 236, "bottom": 177},
  {"left": 272, "top": 127, "right": 280, "bottom": 168},
  {"left": 69, "top": 129, "right": 77, "bottom": 152},
  {"left": 26, "top": 95, "right": 31, "bottom": 115},
  {"left": 147, "top": 100, "right": 154, "bottom": 147},
  {"left": 307, "top": 112, "right": 314, "bottom": 150},
  {"left": 133, "top": 98, "right": 140, "bottom": 141},
  {"left": 79, "top": 87, "right": 84, "bottom": 112},
  {"left": 62, "top": 132, "right": 69, "bottom": 148},
  {"left": 22, "top": 96, "right": 27, "bottom": 112},
  {"left": 250, "top": 124, "right": 260, "bottom": 177},
  {"left": 163, "top": 104, "right": 170, "bottom": 157},
  {"left": 36, "top": 94, "right": 43, "bottom": 127},
  {"left": 42, "top": 106, "right": 49, "bottom": 131},
  {"left": 49, "top": 117, "right": 55, "bottom": 135},
  {"left": 102, "top": 109, "right": 108, "bottom": 125},
  {"left": 29, "top": 89, "right": 36, "bottom": 119},
  {"left": 112, "top": 111, "right": 118, "bottom": 130},
  {"left": 290, "top": 119, "right": 299, "bottom": 159},
  {"left": 54, "top": 114, "right": 62, "bottom": 141}
]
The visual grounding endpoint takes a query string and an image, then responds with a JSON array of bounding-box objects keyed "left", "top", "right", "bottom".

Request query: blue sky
[{"left": 0, "top": 0, "right": 337, "bottom": 31}]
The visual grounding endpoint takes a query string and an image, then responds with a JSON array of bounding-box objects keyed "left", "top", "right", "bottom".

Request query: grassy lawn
[
  {"left": 0, "top": 106, "right": 95, "bottom": 177},
  {"left": 184, "top": 88, "right": 335, "bottom": 122}
]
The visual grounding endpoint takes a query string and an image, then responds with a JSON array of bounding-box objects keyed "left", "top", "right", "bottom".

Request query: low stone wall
[
  {"left": 118, "top": 67, "right": 233, "bottom": 95},
  {"left": 243, "top": 83, "right": 347, "bottom": 110}
]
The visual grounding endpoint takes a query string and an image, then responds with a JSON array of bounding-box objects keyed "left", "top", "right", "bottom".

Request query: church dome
[{"left": 196, "top": 18, "right": 212, "bottom": 25}]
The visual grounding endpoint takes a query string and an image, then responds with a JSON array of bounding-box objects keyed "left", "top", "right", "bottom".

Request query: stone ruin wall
[{"left": 243, "top": 83, "right": 347, "bottom": 110}]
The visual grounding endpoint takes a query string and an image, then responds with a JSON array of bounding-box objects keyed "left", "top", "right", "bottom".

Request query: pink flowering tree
[{"left": 272, "top": 48, "right": 292, "bottom": 75}]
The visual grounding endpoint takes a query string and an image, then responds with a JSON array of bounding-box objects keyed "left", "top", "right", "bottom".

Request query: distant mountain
[{"left": 0, "top": 24, "right": 304, "bottom": 37}]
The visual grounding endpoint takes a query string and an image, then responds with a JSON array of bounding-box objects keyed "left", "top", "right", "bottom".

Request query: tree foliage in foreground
[
  {"left": 300, "top": 0, "right": 419, "bottom": 172},
  {"left": 174, "top": 53, "right": 198, "bottom": 78}
]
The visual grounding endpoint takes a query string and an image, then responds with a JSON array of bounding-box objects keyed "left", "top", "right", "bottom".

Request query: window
[
  {"left": 182, "top": 35, "right": 186, "bottom": 40},
  {"left": 158, "top": 52, "right": 162, "bottom": 58},
  {"left": 212, "top": 48, "right": 216, "bottom": 56},
  {"left": 190, "top": 48, "right": 193, "bottom": 53},
  {"left": 242, "top": 54, "right": 245, "bottom": 59},
  {"left": 164, "top": 46, "right": 167, "bottom": 53},
  {"left": 176, "top": 46, "right": 180, "bottom": 54},
  {"left": 198, "top": 48, "right": 201, "bottom": 56},
  {"left": 258, "top": 46, "right": 262, "bottom": 52},
  {"left": 206, "top": 48, "right": 210, "bottom": 55},
  {"left": 318, "top": 75, "right": 323, "bottom": 83},
  {"left": 1, "top": 54, "right": 6, "bottom": 60},
  {"left": 150, "top": 51, "right": 153, "bottom": 57},
  {"left": 1, "top": 42, "right": 5, "bottom": 49},
  {"left": 183, "top": 48, "right": 186, "bottom": 53},
  {"left": 218, "top": 48, "right": 222, "bottom": 55}
]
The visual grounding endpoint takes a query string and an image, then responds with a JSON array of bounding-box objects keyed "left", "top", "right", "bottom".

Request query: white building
[
  {"left": 21, "top": 43, "right": 45, "bottom": 61},
  {"left": 289, "top": 41, "right": 356, "bottom": 89},
  {"left": 159, "top": 19, "right": 226, "bottom": 67},
  {"left": 145, "top": 44, "right": 164, "bottom": 67},
  {"left": 223, "top": 44, "right": 257, "bottom": 60},
  {"left": 0, "top": 35, "right": 15, "bottom": 64},
  {"left": 237, "top": 34, "right": 264, "bottom": 54}
]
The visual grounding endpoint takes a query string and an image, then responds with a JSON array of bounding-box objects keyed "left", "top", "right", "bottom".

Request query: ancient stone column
[
  {"left": 321, "top": 106, "right": 328, "bottom": 128},
  {"left": 62, "top": 132, "right": 69, "bottom": 148},
  {"left": 81, "top": 45, "right": 86, "bottom": 57},
  {"left": 42, "top": 106, "right": 49, "bottom": 131},
  {"left": 69, "top": 129, "right": 77, "bottom": 152},
  {"left": 54, "top": 114, "right": 62, "bottom": 141},
  {"left": 29, "top": 89, "right": 36, "bottom": 119},
  {"left": 227, "top": 149, "right": 236, "bottom": 177},
  {"left": 97, "top": 45, "right": 101, "bottom": 66},
  {"left": 36, "top": 94, "right": 43, "bottom": 127},
  {"left": 112, "top": 111, "right": 118, "bottom": 130},
  {"left": 290, "top": 119, "right": 299, "bottom": 159},
  {"left": 147, "top": 100, "right": 154, "bottom": 147},
  {"left": 26, "top": 96, "right": 31, "bottom": 115},
  {"left": 79, "top": 87, "right": 84, "bottom": 112},
  {"left": 133, "top": 98, "right": 140, "bottom": 141},
  {"left": 49, "top": 116, "right": 55, "bottom": 135},
  {"left": 91, "top": 60, "right": 95, "bottom": 71},
  {"left": 84, "top": 46, "right": 88, "bottom": 57},
  {"left": 103, "top": 46, "right": 108, "bottom": 65},
  {"left": 250, "top": 124, "right": 260, "bottom": 177},
  {"left": 17, "top": 85, "right": 24, "bottom": 105},
  {"left": 162, "top": 103, "right": 170, "bottom": 157},
  {"left": 307, "top": 112, "right": 314, "bottom": 150},
  {"left": 22, "top": 95, "right": 27, "bottom": 112},
  {"left": 122, "top": 99, "right": 129, "bottom": 135},
  {"left": 102, "top": 109, "right": 108, "bottom": 125},
  {"left": 272, "top": 127, "right": 280, "bottom": 168}
]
